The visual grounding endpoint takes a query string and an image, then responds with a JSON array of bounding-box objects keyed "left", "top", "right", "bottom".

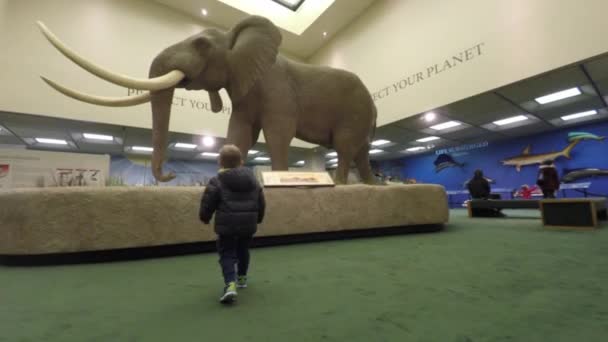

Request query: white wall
[
  {"left": 0, "top": 148, "right": 110, "bottom": 188},
  {"left": 0, "top": 0, "right": 311, "bottom": 147},
  {"left": 310, "top": 0, "right": 608, "bottom": 126}
]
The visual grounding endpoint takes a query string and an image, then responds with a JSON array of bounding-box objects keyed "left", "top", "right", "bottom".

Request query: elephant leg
[
  {"left": 355, "top": 147, "right": 376, "bottom": 185},
  {"left": 333, "top": 138, "right": 358, "bottom": 185},
  {"left": 226, "top": 115, "right": 258, "bottom": 157},
  {"left": 263, "top": 125, "right": 294, "bottom": 170}
]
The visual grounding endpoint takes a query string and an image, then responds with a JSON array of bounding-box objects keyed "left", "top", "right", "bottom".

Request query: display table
[
  {"left": 540, "top": 197, "right": 607, "bottom": 229},
  {"left": 0, "top": 184, "right": 449, "bottom": 257}
]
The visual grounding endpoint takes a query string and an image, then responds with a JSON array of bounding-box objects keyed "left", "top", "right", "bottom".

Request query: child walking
[{"left": 199, "top": 145, "right": 266, "bottom": 304}]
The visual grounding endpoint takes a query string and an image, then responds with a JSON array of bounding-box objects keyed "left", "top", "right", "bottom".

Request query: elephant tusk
[
  {"left": 36, "top": 21, "right": 185, "bottom": 91},
  {"left": 41, "top": 77, "right": 152, "bottom": 107}
]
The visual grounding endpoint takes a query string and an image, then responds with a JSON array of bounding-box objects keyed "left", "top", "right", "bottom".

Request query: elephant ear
[{"left": 228, "top": 16, "right": 282, "bottom": 102}]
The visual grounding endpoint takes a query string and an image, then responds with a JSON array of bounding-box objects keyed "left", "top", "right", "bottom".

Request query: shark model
[
  {"left": 562, "top": 168, "right": 608, "bottom": 183},
  {"left": 501, "top": 140, "right": 579, "bottom": 171}
]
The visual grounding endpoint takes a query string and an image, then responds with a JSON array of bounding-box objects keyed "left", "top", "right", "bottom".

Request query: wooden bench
[
  {"left": 540, "top": 197, "right": 607, "bottom": 230},
  {"left": 467, "top": 199, "right": 539, "bottom": 217}
]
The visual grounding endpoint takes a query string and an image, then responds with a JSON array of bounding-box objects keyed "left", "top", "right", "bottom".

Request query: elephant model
[{"left": 37, "top": 15, "right": 377, "bottom": 184}]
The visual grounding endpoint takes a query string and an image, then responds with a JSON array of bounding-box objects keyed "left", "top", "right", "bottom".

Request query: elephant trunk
[{"left": 150, "top": 88, "right": 176, "bottom": 182}]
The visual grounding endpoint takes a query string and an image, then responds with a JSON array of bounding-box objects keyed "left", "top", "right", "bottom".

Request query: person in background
[
  {"left": 537, "top": 159, "right": 560, "bottom": 198},
  {"left": 467, "top": 169, "right": 504, "bottom": 217},
  {"left": 467, "top": 169, "right": 491, "bottom": 199},
  {"left": 199, "top": 144, "right": 266, "bottom": 304}
]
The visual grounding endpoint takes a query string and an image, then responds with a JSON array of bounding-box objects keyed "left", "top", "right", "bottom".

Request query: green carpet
[{"left": 2, "top": 209, "right": 608, "bottom": 342}]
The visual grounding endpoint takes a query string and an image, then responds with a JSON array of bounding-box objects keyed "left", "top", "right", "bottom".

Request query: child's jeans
[{"left": 216, "top": 235, "right": 252, "bottom": 284}]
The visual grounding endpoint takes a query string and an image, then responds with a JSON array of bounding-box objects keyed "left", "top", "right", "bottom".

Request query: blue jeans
[{"left": 216, "top": 235, "right": 252, "bottom": 284}]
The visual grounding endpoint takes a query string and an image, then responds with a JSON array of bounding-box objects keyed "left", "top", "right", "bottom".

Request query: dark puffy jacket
[
  {"left": 199, "top": 167, "right": 265, "bottom": 237},
  {"left": 467, "top": 177, "right": 491, "bottom": 199},
  {"left": 537, "top": 165, "right": 560, "bottom": 191}
]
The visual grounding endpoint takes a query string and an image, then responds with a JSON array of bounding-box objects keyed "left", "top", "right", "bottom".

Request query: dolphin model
[
  {"left": 501, "top": 140, "right": 579, "bottom": 171},
  {"left": 567, "top": 132, "right": 605, "bottom": 142},
  {"left": 562, "top": 168, "right": 608, "bottom": 183}
]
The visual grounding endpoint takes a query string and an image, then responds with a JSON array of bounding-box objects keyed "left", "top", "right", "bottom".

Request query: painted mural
[
  {"left": 109, "top": 156, "right": 219, "bottom": 186},
  {"left": 377, "top": 120, "right": 608, "bottom": 200}
]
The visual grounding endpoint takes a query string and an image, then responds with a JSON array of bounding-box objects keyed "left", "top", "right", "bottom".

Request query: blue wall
[{"left": 378, "top": 120, "right": 608, "bottom": 198}]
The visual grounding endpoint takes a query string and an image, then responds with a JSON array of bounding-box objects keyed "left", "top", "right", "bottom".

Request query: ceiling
[
  {"left": 2, "top": 47, "right": 608, "bottom": 168},
  {"left": 153, "top": 0, "right": 377, "bottom": 59},
  {"left": 369, "top": 52, "right": 608, "bottom": 161}
]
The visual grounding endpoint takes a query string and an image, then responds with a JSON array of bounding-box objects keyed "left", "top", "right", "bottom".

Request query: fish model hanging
[
  {"left": 567, "top": 132, "right": 605, "bottom": 142},
  {"left": 501, "top": 140, "right": 579, "bottom": 172},
  {"left": 433, "top": 154, "right": 464, "bottom": 173},
  {"left": 562, "top": 168, "right": 608, "bottom": 183}
]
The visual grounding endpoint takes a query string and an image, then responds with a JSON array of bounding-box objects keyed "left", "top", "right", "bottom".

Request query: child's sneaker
[
  {"left": 237, "top": 276, "right": 248, "bottom": 288},
  {"left": 219, "top": 282, "right": 237, "bottom": 304}
]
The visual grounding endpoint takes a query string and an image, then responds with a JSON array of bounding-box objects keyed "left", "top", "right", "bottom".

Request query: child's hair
[{"left": 219, "top": 144, "right": 243, "bottom": 169}]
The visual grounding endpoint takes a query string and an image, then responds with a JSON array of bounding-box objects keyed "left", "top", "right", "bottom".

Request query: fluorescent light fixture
[
  {"left": 535, "top": 87, "right": 581, "bottom": 104},
  {"left": 254, "top": 157, "right": 270, "bottom": 161},
  {"left": 201, "top": 152, "right": 219, "bottom": 157},
  {"left": 83, "top": 133, "right": 113, "bottom": 141},
  {"left": 430, "top": 121, "right": 461, "bottom": 130},
  {"left": 561, "top": 109, "right": 598, "bottom": 121},
  {"left": 424, "top": 112, "right": 436, "bottom": 122},
  {"left": 35, "top": 138, "right": 68, "bottom": 145},
  {"left": 248, "top": 150, "right": 259, "bottom": 155},
  {"left": 295, "top": 160, "right": 305, "bottom": 165},
  {"left": 175, "top": 143, "right": 197, "bottom": 149},
  {"left": 371, "top": 139, "right": 391, "bottom": 146},
  {"left": 493, "top": 115, "right": 529, "bottom": 126},
  {"left": 202, "top": 136, "right": 215, "bottom": 147},
  {"left": 326, "top": 151, "right": 337, "bottom": 157},
  {"left": 369, "top": 149, "right": 384, "bottom": 154},
  {"left": 132, "top": 146, "right": 153, "bottom": 152},
  {"left": 416, "top": 136, "right": 440, "bottom": 142},
  {"left": 201, "top": 8, "right": 208, "bottom": 16},
  {"left": 406, "top": 146, "right": 426, "bottom": 152},
  {"left": 328, "top": 158, "right": 338, "bottom": 163}
]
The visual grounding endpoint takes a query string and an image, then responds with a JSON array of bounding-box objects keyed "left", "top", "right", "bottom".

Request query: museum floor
[{"left": 1, "top": 209, "right": 607, "bottom": 341}]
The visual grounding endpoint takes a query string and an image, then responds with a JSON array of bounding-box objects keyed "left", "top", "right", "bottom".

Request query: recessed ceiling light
[
  {"left": 132, "top": 146, "right": 153, "bottom": 152},
  {"left": 371, "top": 139, "right": 391, "bottom": 146},
  {"left": 493, "top": 115, "right": 529, "bottom": 126},
  {"left": 430, "top": 121, "right": 461, "bottom": 130},
  {"left": 424, "top": 112, "right": 436, "bottom": 122},
  {"left": 201, "top": 8, "right": 208, "bottom": 16},
  {"left": 201, "top": 152, "right": 219, "bottom": 157},
  {"left": 322, "top": 31, "right": 327, "bottom": 37},
  {"left": 326, "top": 151, "right": 337, "bottom": 158},
  {"left": 248, "top": 150, "right": 259, "bottom": 155},
  {"left": 35, "top": 138, "right": 68, "bottom": 145},
  {"left": 295, "top": 160, "right": 305, "bottom": 165},
  {"left": 535, "top": 87, "right": 581, "bottom": 104},
  {"left": 175, "top": 143, "right": 197, "bottom": 149},
  {"left": 328, "top": 158, "right": 338, "bottom": 163},
  {"left": 416, "top": 136, "right": 440, "bottom": 142},
  {"left": 561, "top": 109, "right": 598, "bottom": 121},
  {"left": 406, "top": 146, "right": 426, "bottom": 152},
  {"left": 254, "top": 156, "right": 270, "bottom": 161},
  {"left": 369, "top": 149, "right": 384, "bottom": 154},
  {"left": 202, "top": 136, "right": 215, "bottom": 147},
  {"left": 83, "top": 133, "right": 113, "bottom": 141}
]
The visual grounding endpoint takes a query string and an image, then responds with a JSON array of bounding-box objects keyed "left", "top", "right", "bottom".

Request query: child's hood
[{"left": 218, "top": 167, "right": 258, "bottom": 192}]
